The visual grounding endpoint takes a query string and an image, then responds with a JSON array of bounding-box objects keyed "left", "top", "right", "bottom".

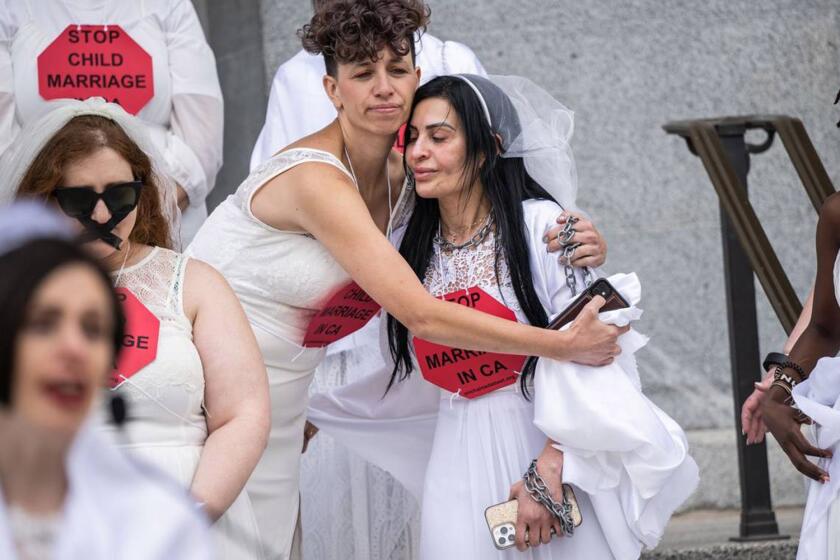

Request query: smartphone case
[{"left": 485, "top": 485, "right": 583, "bottom": 550}]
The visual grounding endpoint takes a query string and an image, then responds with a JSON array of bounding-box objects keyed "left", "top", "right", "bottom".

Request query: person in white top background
[
  {"left": 250, "top": 0, "right": 487, "bottom": 171},
  {"left": 0, "top": 201, "right": 212, "bottom": 560},
  {"left": 0, "top": 0, "right": 223, "bottom": 245}
]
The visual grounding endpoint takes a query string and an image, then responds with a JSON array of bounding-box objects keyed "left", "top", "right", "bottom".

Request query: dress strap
[
  {"left": 273, "top": 148, "right": 354, "bottom": 183},
  {"left": 242, "top": 148, "right": 356, "bottom": 232},
  {"left": 164, "top": 252, "right": 190, "bottom": 320}
]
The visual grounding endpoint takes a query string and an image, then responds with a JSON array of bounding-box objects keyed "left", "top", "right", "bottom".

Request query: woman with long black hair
[{"left": 308, "top": 75, "right": 698, "bottom": 559}]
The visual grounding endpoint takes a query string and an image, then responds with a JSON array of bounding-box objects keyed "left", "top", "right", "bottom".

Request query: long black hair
[
  {"left": 387, "top": 75, "right": 556, "bottom": 398},
  {"left": 0, "top": 238, "right": 124, "bottom": 406}
]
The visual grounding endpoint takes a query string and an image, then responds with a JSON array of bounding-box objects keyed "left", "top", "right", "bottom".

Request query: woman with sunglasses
[
  {"left": 0, "top": 98, "right": 270, "bottom": 560},
  {"left": 0, "top": 201, "right": 211, "bottom": 559}
]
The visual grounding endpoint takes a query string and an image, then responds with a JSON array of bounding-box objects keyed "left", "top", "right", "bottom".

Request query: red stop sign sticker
[
  {"left": 110, "top": 288, "right": 160, "bottom": 389},
  {"left": 38, "top": 25, "right": 154, "bottom": 115},
  {"left": 413, "top": 287, "right": 526, "bottom": 399},
  {"left": 303, "top": 282, "right": 382, "bottom": 348}
]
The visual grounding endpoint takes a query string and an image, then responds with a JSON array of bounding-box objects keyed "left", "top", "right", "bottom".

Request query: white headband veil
[
  {"left": 0, "top": 97, "right": 181, "bottom": 247},
  {"left": 452, "top": 74, "right": 578, "bottom": 211}
]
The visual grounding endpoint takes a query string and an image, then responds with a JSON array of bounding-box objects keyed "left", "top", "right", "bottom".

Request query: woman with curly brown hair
[
  {"left": 189, "top": 2, "right": 619, "bottom": 558},
  {"left": 0, "top": 98, "right": 270, "bottom": 560}
]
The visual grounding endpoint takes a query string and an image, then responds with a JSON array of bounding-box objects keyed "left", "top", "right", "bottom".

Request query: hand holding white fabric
[{"left": 533, "top": 272, "right": 698, "bottom": 550}]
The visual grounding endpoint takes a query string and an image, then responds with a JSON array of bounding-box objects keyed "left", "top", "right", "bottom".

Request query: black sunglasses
[{"left": 53, "top": 180, "right": 143, "bottom": 218}]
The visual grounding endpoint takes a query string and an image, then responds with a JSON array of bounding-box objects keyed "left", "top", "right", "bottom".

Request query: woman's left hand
[
  {"left": 509, "top": 443, "right": 565, "bottom": 551},
  {"left": 544, "top": 211, "right": 607, "bottom": 268}
]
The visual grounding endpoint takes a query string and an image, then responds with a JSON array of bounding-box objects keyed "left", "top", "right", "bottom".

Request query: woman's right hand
[
  {"left": 562, "top": 296, "right": 628, "bottom": 366},
  {"left": 762, "top": 386, "right": 832, "bottom": 482}
]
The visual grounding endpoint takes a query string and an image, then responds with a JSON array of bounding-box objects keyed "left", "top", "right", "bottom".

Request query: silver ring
[{"left": 560, "top": 228, "right": 576, "bottom": 245}]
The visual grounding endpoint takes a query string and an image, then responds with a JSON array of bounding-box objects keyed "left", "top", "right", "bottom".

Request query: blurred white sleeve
[
  {"left": 250, "top": 51, "right": 336, "bottom": 171},
  {"left": 249, "top": 70, "right": 291, "bottom": 171},
  {"left": 162, "top": 0, "right": 223, "bottom": 208},
  {"left": 0, "top": 4, "right": 20, "bottom": 164}
]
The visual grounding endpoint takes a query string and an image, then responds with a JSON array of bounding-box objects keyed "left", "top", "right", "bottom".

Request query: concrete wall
[
  {"left": 256, "top": 0, "right": 840, "bottom": 431},
  {"left": 198, "top": 0, "right": 268, "bottom": 211}
]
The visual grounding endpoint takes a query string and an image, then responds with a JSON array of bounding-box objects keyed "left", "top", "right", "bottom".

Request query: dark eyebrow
[{"left": 425, "top": 122, "right": 456, "bottom": 132}]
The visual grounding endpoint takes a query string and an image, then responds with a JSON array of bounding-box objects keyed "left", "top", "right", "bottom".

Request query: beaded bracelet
[
  {"left": 770, "top": 380, "right": 794, "bottom": 399},
  {"left": 778, "top": 360, "right": 805, "bottom": 379},
  {"left": 773, "top": 367, "right": 799, "bottom": 389}
]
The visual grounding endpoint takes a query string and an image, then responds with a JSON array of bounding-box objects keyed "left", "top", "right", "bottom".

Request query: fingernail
[{"left": 543, "top": 235, "right": 549, "bottom": 242}]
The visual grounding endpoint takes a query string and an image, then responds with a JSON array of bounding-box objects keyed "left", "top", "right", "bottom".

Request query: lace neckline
[{"left": 110, "top": 246, "right": 159, "bottom": 278}]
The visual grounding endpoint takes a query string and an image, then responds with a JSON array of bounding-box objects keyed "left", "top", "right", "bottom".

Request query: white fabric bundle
[{"left": 533, "top": 273, "right": 698, "bottom": 553}]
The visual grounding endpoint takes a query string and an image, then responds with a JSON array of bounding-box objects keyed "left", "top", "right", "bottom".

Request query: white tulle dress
[
  {"left": 98, "top": 246, "right": 263, "bottom": 559},
  {"left": 308, "top": 199, "right": 699, "bottom": 559}
]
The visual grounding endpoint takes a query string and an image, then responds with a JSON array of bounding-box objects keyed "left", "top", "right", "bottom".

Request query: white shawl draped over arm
[{"left": 524, "top": 199, "right": 698, "bottom": 557}]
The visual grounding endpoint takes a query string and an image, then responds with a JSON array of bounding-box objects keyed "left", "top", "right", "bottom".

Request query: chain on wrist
[{"left": 522, "top": 460, "right": 576, "bottom": 537}]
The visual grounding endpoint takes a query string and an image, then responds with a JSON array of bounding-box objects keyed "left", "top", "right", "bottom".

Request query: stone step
[{"left": 643, "top": 507, "right": 803, "bottom": 560}]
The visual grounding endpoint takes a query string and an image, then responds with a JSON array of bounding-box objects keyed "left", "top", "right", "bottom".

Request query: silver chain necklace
[{"left": 436, "top": 211, "right": 494, "bottom": 252}]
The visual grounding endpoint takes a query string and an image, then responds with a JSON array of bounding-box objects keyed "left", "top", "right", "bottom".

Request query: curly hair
[
  {"left": 15, "top": 115, "right": 172, "bottom": 250},
  {"left": 300, "top": 0, "right": 430, "bottom": 77}
]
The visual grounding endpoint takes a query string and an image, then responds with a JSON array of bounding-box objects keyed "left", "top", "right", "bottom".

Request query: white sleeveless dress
[
  {"left": 97, "top": 246, "right": 263, "bottom": 559},
  {"left": 188, "top": 148, "right": 412, "bottom": 560},
  {"left": 791, "top": 254, "right": 840, "bottom": 560}
]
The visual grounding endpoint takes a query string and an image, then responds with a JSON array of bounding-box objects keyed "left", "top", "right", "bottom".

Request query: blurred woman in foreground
[{"left": 0, "top": 202, "right": 211, "bottom": 559}]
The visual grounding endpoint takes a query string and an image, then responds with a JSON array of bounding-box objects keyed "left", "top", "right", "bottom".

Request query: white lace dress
[{"left": 97, "top": 246, "right": 263, "bottom": 559}]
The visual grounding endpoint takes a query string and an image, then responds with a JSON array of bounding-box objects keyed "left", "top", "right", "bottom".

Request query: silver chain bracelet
[
  {"left": 559, "top": 216, "right": 592, "bottom": 296},
  {"left": 522, "top": 460, "right": 576, "bottom": 537}
]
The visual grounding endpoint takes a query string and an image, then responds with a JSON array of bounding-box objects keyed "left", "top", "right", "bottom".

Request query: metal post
[{"left": 716, "top": 126, "right": 786, "bottom": 541}]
